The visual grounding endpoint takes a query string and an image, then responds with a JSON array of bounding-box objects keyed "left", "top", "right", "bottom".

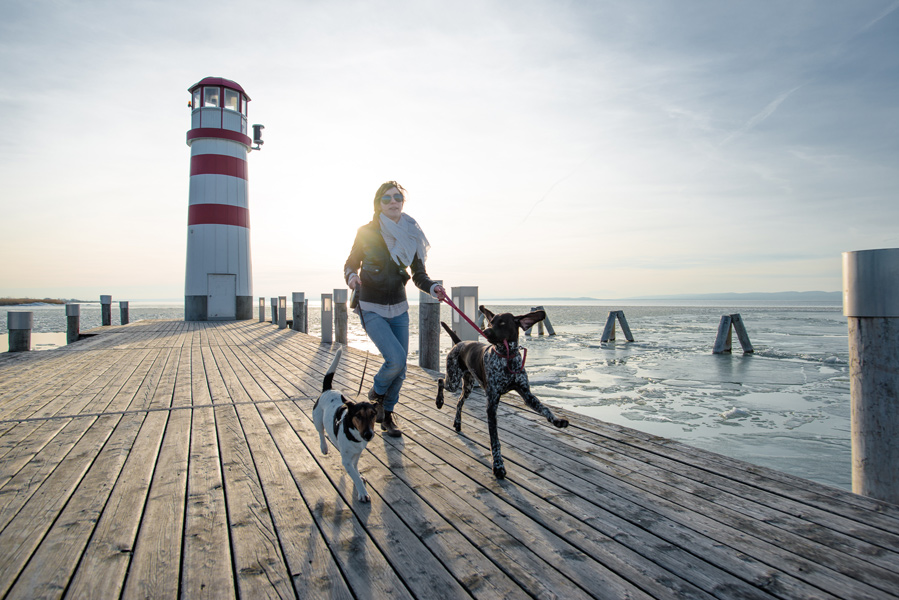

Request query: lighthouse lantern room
[{"left": 184, "top": 77, "right": 261, "bottom": 321}]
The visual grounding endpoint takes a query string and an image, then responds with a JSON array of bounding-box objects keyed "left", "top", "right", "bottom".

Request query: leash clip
[{"left": 501, "top": 340, "right": 527, "bottom": 374}]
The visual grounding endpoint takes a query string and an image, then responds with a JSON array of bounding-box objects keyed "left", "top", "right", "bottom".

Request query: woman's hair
[{"left": 371, "top": 180, "right": 407, "bottom": 221}]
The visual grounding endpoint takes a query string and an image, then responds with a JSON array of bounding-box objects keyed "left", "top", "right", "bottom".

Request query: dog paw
[
  {"left": 436, "top": 394, "right": 444, "bottom": 410},
  {"left": 553, "top": 418, "right": 569, "bottom": 428},
  {"left": 357, "top": 493, "right": 371, "bottom": 503},
  {"left": 493, "top": 464, "right": 506, "bottom": 479},
  {"left": 453, "top": 420, "right": 462, "bottom": 432}
]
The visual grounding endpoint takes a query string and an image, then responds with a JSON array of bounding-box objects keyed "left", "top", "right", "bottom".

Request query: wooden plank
[
  {"left": 204, "top": 344, "right": 294, "bottom": 598},
  {"left": 66, "top": 347, "right": 181, "bottom": 598}
]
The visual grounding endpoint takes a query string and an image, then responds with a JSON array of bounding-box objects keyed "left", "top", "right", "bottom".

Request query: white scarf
[{"left": 379, "top": 213, "right": 430, "bottom": 267}]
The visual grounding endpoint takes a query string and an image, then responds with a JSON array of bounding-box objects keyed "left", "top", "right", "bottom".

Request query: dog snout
[{"left": 361, "top": 429, "right": 374, "bottom": 441}]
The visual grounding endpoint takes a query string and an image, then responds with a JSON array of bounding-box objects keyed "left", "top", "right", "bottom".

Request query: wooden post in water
[
  {"left": 321, "top": 294, "right": 333, "bottom": 343},
  {"left": 419, "top": 281, "right": 442, "bottom": 370},
  {"left": 334, "top": 289, "right": 348, "bottom": 344},
  {"left": 601, "top": 311, "right": 635, "bottom": 342},
  {"left": 525, "top": 305, "right": 556, "bottom": 336},
  {"left": 844, "top": 248, "right": 899, "bottom": 504},
  {"left": 278, "top": 296, "right": 287, "bottom": 329},
  {"left": 713, "top": 314, "right": 753, "bottom": 354},
  {"left": 292, "top": 293, "right": 305, "bottom": 333},
  {"left": 119, "top": 301, "right": 129, "bottom": 325},
  {"left": 66, "top": 304, "right": 80, "bottom": 344},
  {"left": 101, "top": 295, "right": 112, "bottom": 326},
  {"left": 258, "top": 297, "right": 265, "bottom": 323},
  {"left": 7, "top": 311, "right": 32, "bottom": 352}
]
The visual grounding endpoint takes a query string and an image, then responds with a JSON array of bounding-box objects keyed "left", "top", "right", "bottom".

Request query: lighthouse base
[{"left": 185, "top": 296, "right": 253, "bottom": 321}]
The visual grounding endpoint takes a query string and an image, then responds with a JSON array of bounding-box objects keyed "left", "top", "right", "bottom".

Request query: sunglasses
[{"left": 380, "top": 194, "right": 405, "bottom": 205}]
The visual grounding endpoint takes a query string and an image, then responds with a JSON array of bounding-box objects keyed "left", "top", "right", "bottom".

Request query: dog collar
[
  {"left": 495, "top": 340, "right": 527, "bottom": 374},
  {"left": 334, "top": 404, "right": 360, "bottom": 443}
]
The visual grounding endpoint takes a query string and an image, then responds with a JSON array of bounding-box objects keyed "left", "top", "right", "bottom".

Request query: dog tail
[
  {"left": 440, "top": 321, "right": 462, "bottom": 345},
  {"left": 322, "top": 348, "right": 343, "bottom": 392}
]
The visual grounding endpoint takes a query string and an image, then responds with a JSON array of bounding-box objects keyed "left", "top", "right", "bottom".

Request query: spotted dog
[
  {"left": 313, "top": 348, "right": 379, "bottom": 502},
  {"left": 436, "top": 306, "right": 569, "bottom": 479}
]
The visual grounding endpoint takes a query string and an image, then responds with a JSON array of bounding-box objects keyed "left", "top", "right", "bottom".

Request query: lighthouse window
[
  {"left": 203, "top": 86, "right": 220, "bottom": 107},
  {"left": 224, "top": 88, "right": 240, "bottom": 112},
  {"left": 192, "top": 88, "right": 200, "bottom": 109},
  {"left": 241, "top": 94, "right": 248, "bottom": 116}
]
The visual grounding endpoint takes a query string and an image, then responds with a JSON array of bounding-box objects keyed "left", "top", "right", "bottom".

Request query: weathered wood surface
[{"left": 0, "top": 320, "right": 897, "bottom": 599}]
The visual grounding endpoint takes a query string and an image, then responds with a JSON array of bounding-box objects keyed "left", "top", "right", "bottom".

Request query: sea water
[{"left": 1, "top": 301, "right": 851, "bottom": 490}]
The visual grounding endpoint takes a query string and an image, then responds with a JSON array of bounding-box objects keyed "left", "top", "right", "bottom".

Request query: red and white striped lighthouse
[{"left": 184, "top": 77, "right": 262, "bottom": 321}]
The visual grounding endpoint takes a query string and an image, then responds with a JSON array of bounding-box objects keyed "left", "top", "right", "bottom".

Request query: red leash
[
  {"left": 439, "top": 296, "right": 527, "bottom": 373},
  {"left": 440, "top": 295, "right": 487, "bottom": 338}
]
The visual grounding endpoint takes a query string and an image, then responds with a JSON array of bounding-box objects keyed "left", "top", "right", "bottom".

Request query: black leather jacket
[{"left": 344, "top": 220, "right": 437, "bottom": 306}]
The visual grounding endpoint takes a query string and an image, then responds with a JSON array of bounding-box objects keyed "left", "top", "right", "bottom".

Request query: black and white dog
[
  {"left": 313, "top": 348, "right": 379, "bottom": 503},
  {"left": 437, "top": 306, "right": 570, "bottom": 479}
]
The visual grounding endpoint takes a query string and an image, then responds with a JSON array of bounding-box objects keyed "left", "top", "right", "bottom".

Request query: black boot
[
  {"left": 368, "top": 388, "right": 386, "bottom": 423},
  {"left": 381, "top": 411, "right": 402, "bottom": 437}
]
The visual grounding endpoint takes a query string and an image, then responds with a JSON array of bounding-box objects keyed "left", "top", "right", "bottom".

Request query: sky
[{"left": 1, "top": 0, "right": 898, "bottom": 301}]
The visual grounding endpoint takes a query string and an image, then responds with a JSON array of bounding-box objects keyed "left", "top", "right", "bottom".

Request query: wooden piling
[
  {"left": 321, "top": 293, "right": 333, "bottom": 343},
  {"left": 278, "top": 296, "right": 287, "bottom": 329},
  {"left": 292, "top": 293, "right": 305, "bottom": 333},
  {"left": 419, "top": 283, "right": 442, "bottom": 371},
  {"left": 6, "top": 311, "right": 32, "bottom": 352},
  {"left": 100, "top": 295, "right": 112, "bottom": 326},
  {"left": 334, "top": 289, "right": 348, "bottom": 344},
  {"left": 713, "top": 314, "right": 753, "bottom": 354},
  {"left": 66, "top": 303, "right": 80, "bottom": 344},
  {"left": 844, "top": 247, "right": 899, "bottom": 504},
  {"left": 601, "top": 311, "right": 635, "bottom": 342}
]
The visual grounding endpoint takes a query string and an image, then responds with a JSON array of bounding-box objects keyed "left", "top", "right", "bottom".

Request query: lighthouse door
[{"left": 208, "top": 274, "right": 237, "bottom": 320}]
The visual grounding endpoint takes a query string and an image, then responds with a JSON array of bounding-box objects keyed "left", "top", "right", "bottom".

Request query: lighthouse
[{"left": 184, "top": 77, "right": 262, "bottom": 321}]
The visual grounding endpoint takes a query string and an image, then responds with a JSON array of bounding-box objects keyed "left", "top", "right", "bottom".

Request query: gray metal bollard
[
  {"left": 278, "top": 296, "right": 287, "bottom": 329},
  {"left": 101, "top": 295, "right": 112, "bottom": 326},
  {"left": 304, "top": 299, "right": 309, "bottom": 332},
  {"left": 321, "top": 294, "right": 333, "bottom": 343},
  {"left": 66, "top": 303, "right": 80, "bottom": 344},
  {"left": 843, "top": 248, "right": 899, "bottom": 504},
  {"left": 334, "top": 289, "right": 348, "bottom": 344},
  {"left": 270, "top": 297, "right": 278, "bottom": 325},
  {"left": 258, "top": 297, "right": 266, "bottom": 323},
  {"left": 419, "top": 282, "right": 442, "bottom": 371},
  {"left": 119, "top": 301, "right": 129, "bottom": 325},
  {"left": 292, "top": 293, "right": 305, "bottom": 333},
  {"left": 450, "top": 286, "right": 480, "bottom": 341},
  {"left": 7, "top": 311, "right": 33, "bottom": 352}
]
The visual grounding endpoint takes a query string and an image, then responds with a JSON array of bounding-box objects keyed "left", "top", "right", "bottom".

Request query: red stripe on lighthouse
[
  {"left": 188, "top": 204, "right": 250, "bottom": 228},
  {"left": 190, "top": 154, "right": 248, "bottom": 179}
]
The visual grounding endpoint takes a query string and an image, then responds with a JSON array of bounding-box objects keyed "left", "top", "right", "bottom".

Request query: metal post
[
  {"left": 450, "top": 286, "right": 479, "bottom": 341},
  {"left": 278, "top": 296, "right": 287, "bottom": 329},
  {"left": 419, "top": 281, "right": 442, "bottom": 371},
  {"left": 7, "top": 311, "right": 32, "bottom": 352},
  {"left": 66, "top": 303, "right": 80, "bottom": 344},
  {"left": 119, "top": 301, "right": 129, "bottom": 325},
  {"left": 270, "top": 297, "right": 278, "bottom": 325},
  {"left": 100, "top": 295, "right": 112, "bottom": 326},
  {"left": 334, "top": 289, "right": 348, "bottom": 344},
  {"left": 258, "top": 297, "right": 265, "bottom": 323},
  {"left": 321, "top": 294, "right": 333, "bottom": 343},
  {"left": 292, "top": 292, "right": 305, "bottom": 332},
  {"left": 844, "top": 248, "right": 899, "bottom": 504}
]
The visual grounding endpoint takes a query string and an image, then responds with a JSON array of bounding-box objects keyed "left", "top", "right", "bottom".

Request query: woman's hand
[
  {"left": 348, "top": 273, "right": 360, "bottom": 290},
  {"left": 433, "top": 284, "right": 447, "bottom": 301}
]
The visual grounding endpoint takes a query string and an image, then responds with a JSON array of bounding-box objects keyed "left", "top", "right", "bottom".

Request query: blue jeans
[{"left": 361, "top": 310, "right": 409, "bottom": 412}]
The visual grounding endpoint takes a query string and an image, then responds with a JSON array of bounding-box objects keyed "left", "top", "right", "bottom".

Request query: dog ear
[
  {"left": 341, "top": 396, "right": 354, "bottom": 407},
  {"left": 516, "top": 310, "right": 546, "bottom": 331},
  {"left": 479, "top": 305, "right": 495, "bottom": 321}
]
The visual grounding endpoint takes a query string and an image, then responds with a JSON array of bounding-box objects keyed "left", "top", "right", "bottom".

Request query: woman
[{"left": 344, "top": 181, "right": 447, "bottom": 437}]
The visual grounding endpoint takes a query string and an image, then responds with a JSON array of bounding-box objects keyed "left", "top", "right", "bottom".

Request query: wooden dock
[{"left": 1, "top": 319, "right": 898, "bottom": 599}]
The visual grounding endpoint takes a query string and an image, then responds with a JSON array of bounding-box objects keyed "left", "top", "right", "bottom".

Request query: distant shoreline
[{"left": 0, "top": 298, "right": 84, "bottom": 306}]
